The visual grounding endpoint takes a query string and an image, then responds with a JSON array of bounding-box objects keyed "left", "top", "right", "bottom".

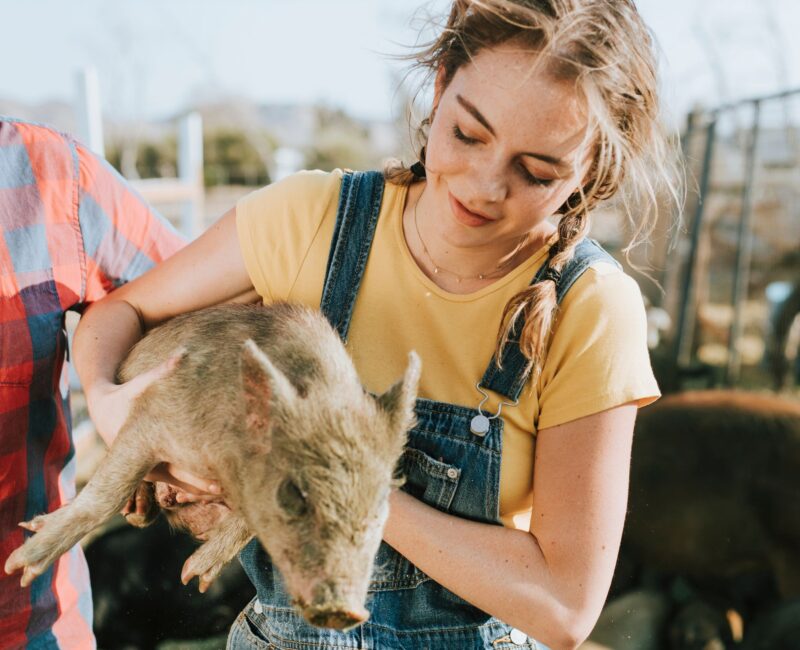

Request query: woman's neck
[{"left": 402, "top": 182, "right": 556, "bottom": 295}]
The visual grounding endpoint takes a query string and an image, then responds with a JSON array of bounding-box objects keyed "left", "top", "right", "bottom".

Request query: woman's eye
[
  {"left": 452, "top": 122, "right": 553, "bottom": 188},
  {"left": 519, "top": 165, "right": 554, "bottom": 188},
  {"left": 452, "top": 124, "right": 479, "bottom": 145}
]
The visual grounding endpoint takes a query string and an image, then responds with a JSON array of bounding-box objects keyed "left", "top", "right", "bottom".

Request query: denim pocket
[
  {"left": 369, "top": 447, "right": 461, "bottom": 592},
  {"left": 397, "top": 447, "right": 461, "bottom": 511},
  {"left": 227, "top": 610, "right": 274, "bottom": 650}
]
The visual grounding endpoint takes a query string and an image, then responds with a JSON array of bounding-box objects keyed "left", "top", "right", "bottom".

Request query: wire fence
[{"left": 659, "top": 87, "right": 800, "bottom": 392}]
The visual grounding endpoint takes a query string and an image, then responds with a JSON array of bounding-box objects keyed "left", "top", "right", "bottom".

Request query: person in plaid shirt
[{"left": 0, "top": 117, "right": 185, "bottom": 649}]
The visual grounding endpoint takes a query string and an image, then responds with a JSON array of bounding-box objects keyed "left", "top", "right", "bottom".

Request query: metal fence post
[
  {"left": 670, "top": 116, "right": 718, "bottom": 383},
  {"left": 724, "top": 101, "right": 762, "bottom": 385}
]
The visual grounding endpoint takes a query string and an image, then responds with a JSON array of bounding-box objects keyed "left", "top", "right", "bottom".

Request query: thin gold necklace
[{"left": 412, "top": 190, "right": 530, "bottom": 283}]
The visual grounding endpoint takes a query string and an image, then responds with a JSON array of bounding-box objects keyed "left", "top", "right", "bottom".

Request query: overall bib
[{"left": 229, "top": 171, "right": 619, "bottom": 650}]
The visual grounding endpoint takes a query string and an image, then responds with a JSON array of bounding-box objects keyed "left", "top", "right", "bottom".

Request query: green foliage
[
  {"left": 140, "top": 137, "right": 177, "bottom": 178},
  {"left": 106, "top": 128, "right": 275, "bottom": 187},
  {"left": 304, "top": 106, "right": 376, "bottom": 172},
  {"left": 203, "top": 128, "right": 273, "bottom": 187}
]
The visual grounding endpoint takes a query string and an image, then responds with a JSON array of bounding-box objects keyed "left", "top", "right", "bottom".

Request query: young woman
[{"left": 74, "top": 1, "right": 679, "bottom": 648}]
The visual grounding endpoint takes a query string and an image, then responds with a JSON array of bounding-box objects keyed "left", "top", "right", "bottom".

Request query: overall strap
[
  {"left": 480, "top": 237, "right": 621, "bottom": 401},
  {"left": 320, "top": 170, "right": 385, "bottom": 342}
]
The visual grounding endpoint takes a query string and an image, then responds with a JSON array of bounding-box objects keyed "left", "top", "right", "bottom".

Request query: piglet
[{"left": 5, "top": 303, "right": 420, "bottom": 630}]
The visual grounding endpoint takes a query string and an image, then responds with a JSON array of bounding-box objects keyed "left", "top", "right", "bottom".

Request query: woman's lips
[{"left": 448, "top": 193, "right": 495, "bottom": 227}]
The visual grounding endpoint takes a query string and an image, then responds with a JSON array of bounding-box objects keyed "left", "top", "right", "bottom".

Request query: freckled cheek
[
  {"left": 507, "top": 199, "right": 551, "bottom": 229},
  {"left": 513, "top": 186, "right": 573, "bottom": 226},
  {"left": 425, "top": 122, "right": 465, "bottom": 175}
]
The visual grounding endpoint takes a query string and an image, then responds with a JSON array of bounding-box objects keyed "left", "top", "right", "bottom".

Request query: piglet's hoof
[
  {"left": 124, "top": 512, "right": 151, "bottom": 528},
  {"left": 123, "top": 482, "right": 160, "bottom": 528},
  {"left": 181, "top": 547, "right": 226, "bottom": 594},
  {"left": 5, "top": 518, "right": 53, "bottom": 587}
]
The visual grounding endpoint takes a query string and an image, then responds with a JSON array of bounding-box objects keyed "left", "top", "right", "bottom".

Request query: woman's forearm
[
  {"left": 73, "top": 299, "right": 145, "bottom": 443},
  {"left": 383, "top": 491, "right": 598, "bottom": 650}
]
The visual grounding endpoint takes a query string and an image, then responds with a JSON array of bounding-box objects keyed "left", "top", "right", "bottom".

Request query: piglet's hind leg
[
  {"left": 181, "top": 514, "right": 253, "bottom": 593},
  {"left": 5, "top": 417, "right": 159, "bottom": 587}
]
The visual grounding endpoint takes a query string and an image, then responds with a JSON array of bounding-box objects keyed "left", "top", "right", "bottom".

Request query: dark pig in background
[
  {"left": 587, "top": 391, "right": 800, "bottom": 648},
  {"left": 5, "top": 303, "right": 420, "bottom": 631},
  {"left": 624, "top": 390, "right": 800, "bottom": 601},
  {"left": 600, "top": 390, "right": 800, "bottom": 647}
]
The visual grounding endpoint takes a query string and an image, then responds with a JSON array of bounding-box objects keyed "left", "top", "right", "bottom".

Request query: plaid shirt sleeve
[{"left": 75, "top": 142, "right": 185, "bottom": 304}]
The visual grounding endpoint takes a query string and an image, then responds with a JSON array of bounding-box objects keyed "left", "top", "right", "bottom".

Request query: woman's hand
[{"left": 86, "top": 348, "right": 186, "bottom": 446}]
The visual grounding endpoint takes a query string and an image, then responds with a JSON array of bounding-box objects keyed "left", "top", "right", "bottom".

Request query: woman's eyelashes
[
  {"left": 452, "top": 123, "right": 480, "bottom": 145},
  {"left": 518, "top": 164, "right": 554, "bottom": 188},
  {"left": 451, "top": 124, "right": 554, "bottom": 188}
]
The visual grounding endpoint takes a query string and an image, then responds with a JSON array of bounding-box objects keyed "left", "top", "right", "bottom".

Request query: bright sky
[{"left": 1, "top": 0, "right": 799, "bottom": 124}]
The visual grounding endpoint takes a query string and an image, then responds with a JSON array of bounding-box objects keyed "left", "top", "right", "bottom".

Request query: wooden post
[
  {"left": 178, "top": 112, "right": 204, "bottom": 239},
  {"left": 75, "top": 67, "right": 105, "bottom": 158}
]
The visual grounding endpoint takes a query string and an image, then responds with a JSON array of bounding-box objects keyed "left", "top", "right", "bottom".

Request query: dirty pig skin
[{"left": 5, "top": 303, "right": 420, "bottom": 631}]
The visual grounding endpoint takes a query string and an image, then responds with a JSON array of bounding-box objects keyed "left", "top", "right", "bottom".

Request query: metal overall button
[{"left": 510, "top": 628, "right": 528, "bottom": 645}]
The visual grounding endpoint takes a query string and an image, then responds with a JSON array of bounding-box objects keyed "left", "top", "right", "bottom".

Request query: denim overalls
[{"left": 228, "top": 171, "right": 620, "bottom": 650}]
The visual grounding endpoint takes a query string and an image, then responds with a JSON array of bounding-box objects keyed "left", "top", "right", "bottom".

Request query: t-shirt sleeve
[
  {"left": 535, "top": 261, "right": 660, "bottom": 430},
  {"left": 76, "top": 142, "right": 185, "bottom": 304},
  {"left": 235, "top": 170, "right": 342, "bottom": 302}
]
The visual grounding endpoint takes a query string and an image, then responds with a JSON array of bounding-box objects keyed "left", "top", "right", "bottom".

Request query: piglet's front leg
[
  {"left": 4, "top": 506, "right": 94, "bottom": 587},
  {"left": 5, "top": 417, "right": 158, "bottom": 587},
  {"left": 180, "top": 513, "right": 253, "bottom": 593}
]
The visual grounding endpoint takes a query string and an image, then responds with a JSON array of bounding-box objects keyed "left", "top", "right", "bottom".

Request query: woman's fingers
[
  {"left": 174, "top": 490, "right": 222, "bottom": 504},
  {"left": 124, "top": 347, "right": 187, "bottom": 400},
  {"left": 166, "top": 464, "right": 221, "bottom": 495},
  {"left": 144, "top": 462, "right": 221, "bottom": 499}
]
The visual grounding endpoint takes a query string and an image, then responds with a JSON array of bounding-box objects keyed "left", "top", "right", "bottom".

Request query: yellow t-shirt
[{"left": 236, "top": 169, "right": 660, "bottom": 530}]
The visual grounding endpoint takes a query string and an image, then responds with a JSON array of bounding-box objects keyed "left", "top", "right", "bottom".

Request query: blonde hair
[{"left": 385, "top": 0, "right": 682, "bottom": 377}]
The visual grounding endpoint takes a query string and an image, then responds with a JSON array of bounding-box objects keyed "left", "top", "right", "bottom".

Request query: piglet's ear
[
  {"left": 241, "top": 340, "right": 297, "bottom": 452},
  {"left": 376, "top": 351, "right": 421, "bottom": 435}
]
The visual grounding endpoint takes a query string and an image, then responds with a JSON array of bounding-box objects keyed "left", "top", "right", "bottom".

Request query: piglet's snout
[{"left": 301, "top": 580, "right": 370, "bottom": 630}]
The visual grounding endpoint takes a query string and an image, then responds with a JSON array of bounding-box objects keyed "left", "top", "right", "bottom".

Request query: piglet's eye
[{"left": 277, "top": 479, "right": 309, "bottom": 517}]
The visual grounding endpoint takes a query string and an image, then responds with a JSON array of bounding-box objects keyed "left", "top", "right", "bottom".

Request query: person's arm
[
  {"left": 74, "top": 140, "right": 186, "bottom": 305},
  {"left": 382, "top": 402, "right": 636, "bottom": 650},
  {"left": 73, "top": 207, "right": 256, "bottom": 448}
]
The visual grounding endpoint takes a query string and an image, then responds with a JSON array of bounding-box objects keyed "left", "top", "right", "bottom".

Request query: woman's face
[{"left": 424, "top": 43, "right": 592, "bottom": 249}]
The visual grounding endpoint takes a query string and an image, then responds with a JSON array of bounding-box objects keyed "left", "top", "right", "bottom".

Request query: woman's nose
[
  {"left": 471, "top": 153, "right": 509, "bottom": 203},
  {"left": 473, "top": 169, "right": 508, "bottom": 204}
]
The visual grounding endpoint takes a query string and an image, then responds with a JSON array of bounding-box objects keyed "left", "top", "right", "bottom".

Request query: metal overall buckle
[{"left": 470, "top": 384, "right": 519, "bottom": 437}]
